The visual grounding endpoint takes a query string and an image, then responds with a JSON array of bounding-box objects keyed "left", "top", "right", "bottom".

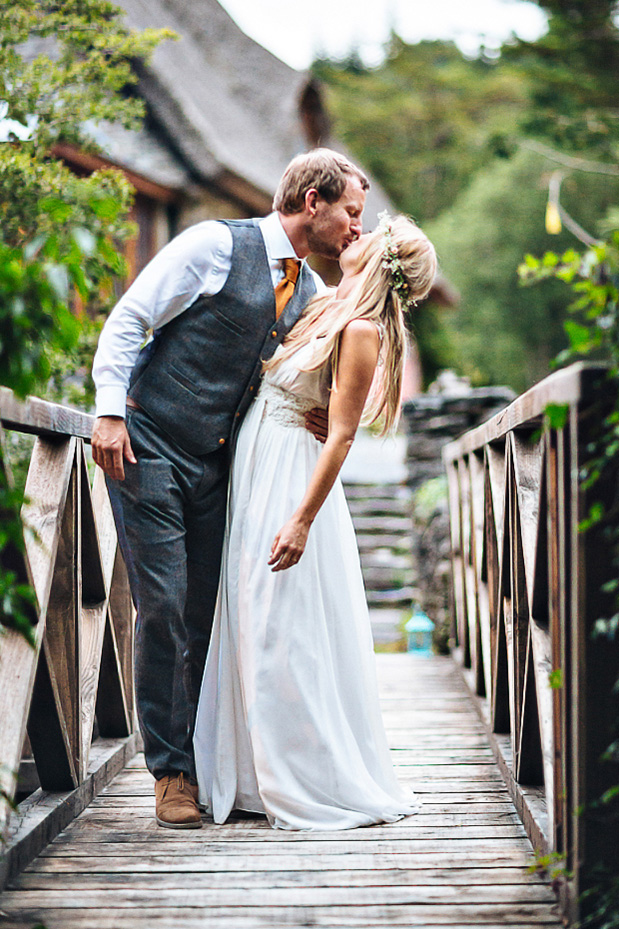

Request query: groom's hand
[
  {"left": 304, "top": 407, "right": 329, "bottom": 444},
  {"left": 91, "top": 416, "right": 137, "bottom": 481}
]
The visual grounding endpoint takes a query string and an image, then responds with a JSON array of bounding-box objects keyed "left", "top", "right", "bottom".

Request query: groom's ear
[{"left": 304, "top": 188, "right": 320, "bottom": 216}]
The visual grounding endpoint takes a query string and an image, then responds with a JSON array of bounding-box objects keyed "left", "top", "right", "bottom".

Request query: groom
[{"left": 91, "top": 148, "right": 368, "bottom": 828}]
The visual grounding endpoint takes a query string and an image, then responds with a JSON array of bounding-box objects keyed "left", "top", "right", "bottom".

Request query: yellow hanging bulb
[{"left": 545, "top": 200, "right": 562, "bottom": 235}]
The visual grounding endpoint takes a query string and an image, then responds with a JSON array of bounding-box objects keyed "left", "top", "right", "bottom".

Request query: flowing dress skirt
[{"left": 194, "top": 380, "right": 419, "bottom": 831}]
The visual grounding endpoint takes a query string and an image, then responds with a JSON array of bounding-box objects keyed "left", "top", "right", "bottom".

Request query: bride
[{"left": 193, "top": 213, "right": 437, "bottom": 831}]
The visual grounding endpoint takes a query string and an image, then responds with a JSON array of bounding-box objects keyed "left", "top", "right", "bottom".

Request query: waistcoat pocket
[
  {"left": 168, "top": 362, "right": 203, "bottom": 396},
  {"left": 211, "top": 307, "right": 248, "bottom": 336}
]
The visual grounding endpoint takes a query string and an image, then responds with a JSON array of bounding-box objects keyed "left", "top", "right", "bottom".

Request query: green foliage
[
  {"left": 409, "top": 299, "right": 457, "bottom": 389},
  {"left": 1, "top": 147, "right": 135, "bottom": 248},
  {"left": 0, "top": 0, "right": 170, "bottom": 804},
  {"left": 413, "top": 475, "right": 447, "bottom": 521},
  {"left": 544, "top": 402, "right": 569, "bottom": 430},
  {"left": 427, "top": 149, "right": 619, "bottom": 391},
  {"left": 314, "top": 38, "right": 528, "bottom": 225},
  {"left": 0, "top": 460, "right": 36, "bottom": 645},
  {"left": 316, "top": 19, "right": 619, "bottom": 393},
  {"left": 548, "top": 668, "right": 564, "bottom": 690},
  {"left": 0, "top": 0, "right": 174, "bottom": 155},
  {"left": 506, "top": 1, "right": 619, "bottom": 159},
  {"left": 0, "top": 763, "right": 19, "bottom": 823},
  {"left": 520, "top": 232, "right": 619, "bottom": 367},
  {"left": 580, "top": 874, "right": 619, "bottom": 929},
  {"left": 529, "top": 850, "right": 571, "bottom": 898},
  {"left": 519, "top": 228, "right": 619, "bottom": 927},
  {"left": 529, "top": 849, "right": 570, "bottom": 878},
  {"left": 0, "top": 183, "right": 132, "bottom": 398}
]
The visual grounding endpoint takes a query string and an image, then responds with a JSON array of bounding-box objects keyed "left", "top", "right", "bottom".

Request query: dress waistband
[{"left": 257, "top": 381, "right": 322, "bottom": 428}]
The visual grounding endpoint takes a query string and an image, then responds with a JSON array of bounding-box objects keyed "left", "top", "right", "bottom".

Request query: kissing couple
[{"left": 92, "top": 148, "right": 437, "bottom": 831}]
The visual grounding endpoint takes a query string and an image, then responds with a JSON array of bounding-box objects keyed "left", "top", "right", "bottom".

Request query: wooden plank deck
[{"left": 0, "top": 655, "right": 563, "bottom": 928}]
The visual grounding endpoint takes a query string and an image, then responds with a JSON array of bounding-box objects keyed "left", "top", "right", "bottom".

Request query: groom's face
[{"left": 305, "top": 177, "right": 366, "bottom": 260}]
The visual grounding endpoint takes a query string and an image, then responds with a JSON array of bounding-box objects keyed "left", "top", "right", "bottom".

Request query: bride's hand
[{"left": 269, "top": 516, "right": 310, "bottom": 571}]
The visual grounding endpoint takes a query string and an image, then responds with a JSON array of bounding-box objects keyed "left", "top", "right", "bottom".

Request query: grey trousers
[{"left": 107, "top": 406, "right": 229, "bottom": 779}]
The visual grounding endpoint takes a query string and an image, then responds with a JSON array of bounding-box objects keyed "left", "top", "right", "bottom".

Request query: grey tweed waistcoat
[{"left": 128, "top": 220, "right": 317, "bottom": 456}]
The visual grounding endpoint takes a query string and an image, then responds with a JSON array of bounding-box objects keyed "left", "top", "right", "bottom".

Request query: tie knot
[{"left": 282, "top": 258, "right": 300, "bottom": 285}]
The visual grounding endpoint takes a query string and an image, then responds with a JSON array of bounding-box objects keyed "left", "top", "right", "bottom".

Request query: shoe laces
[{"left": 160, "top": 772, "right": 188, "bottom": 799}]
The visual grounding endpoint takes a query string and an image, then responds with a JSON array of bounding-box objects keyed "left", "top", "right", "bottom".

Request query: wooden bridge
[{"left": 0, "top": 363, "right": 617, "bottom": 927}]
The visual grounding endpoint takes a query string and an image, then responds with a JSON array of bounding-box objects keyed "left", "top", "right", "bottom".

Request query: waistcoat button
[
  {"left": 218, "top": 438, "right": 225, "bottom": 445},
  {"left": 271, "top": 330, "right": 277, "bottom": 337}
]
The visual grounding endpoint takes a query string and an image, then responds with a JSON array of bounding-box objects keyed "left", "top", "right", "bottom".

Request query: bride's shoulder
[
  {"left": 339, "top": 320, "right": 381, "bottom": 369},
  {"left": 341, "top": 318, "right": 382, "bottom": 344}
]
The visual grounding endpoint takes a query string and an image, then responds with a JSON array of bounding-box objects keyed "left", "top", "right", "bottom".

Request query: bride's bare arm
[{"left": 269, "top": 319, "right": 380, "bottom": 571}]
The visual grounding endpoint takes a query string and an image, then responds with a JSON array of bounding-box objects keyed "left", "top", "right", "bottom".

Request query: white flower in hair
[{"left": 378, "top": 211, "right": 418, "bottom": 309}]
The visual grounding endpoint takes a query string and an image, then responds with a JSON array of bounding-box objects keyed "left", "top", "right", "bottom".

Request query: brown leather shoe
[{"left": 155, "top": 772, "right": 202, "bottom": 829}]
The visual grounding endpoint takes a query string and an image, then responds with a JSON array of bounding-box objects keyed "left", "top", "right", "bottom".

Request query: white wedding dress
[{"left": 193, "top": 340, "right": 419, "bottom": 831}]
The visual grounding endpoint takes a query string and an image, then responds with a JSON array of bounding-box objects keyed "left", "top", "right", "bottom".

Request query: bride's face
[{"left": 338, "top": 233, "right": 371, "bottom": 276}]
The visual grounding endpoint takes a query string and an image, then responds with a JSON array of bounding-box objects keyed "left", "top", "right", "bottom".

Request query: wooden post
[
  {"left": 443, "top": 363, "right": 619, "bottom": 924},
  {"left": 0, "top": 391, "right": 135, "bottom": 834}
]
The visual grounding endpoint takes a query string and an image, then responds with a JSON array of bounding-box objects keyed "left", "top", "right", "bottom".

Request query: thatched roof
[
  {"left": 17, "top": 0, "right": 455, "bottom": 304},
  {"left": 116, "top": 0, "right": 393, "bottom": 222}
]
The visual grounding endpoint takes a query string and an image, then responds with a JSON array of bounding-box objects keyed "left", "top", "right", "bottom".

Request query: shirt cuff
[{"left": 95, "top": 386, "right": 128, "bottom": 419}]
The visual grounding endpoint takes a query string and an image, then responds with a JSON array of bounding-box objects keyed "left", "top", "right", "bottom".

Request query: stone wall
[{"left": 402, "top": 372, "right": 515, "bottom": 652}]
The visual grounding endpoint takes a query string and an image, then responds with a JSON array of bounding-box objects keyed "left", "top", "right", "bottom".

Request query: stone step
[
  {"left": 343, "top": 483, "right": 411, "bottom": 501},
  {"left": 344, "top": 481, "right": 414, "bottom": 609},
  {"left": 356, "top": 531, "right": 411, "bottom": 551},
  {"left": 366, "top": 586, "right": 414, "bottom": 608},
  {"left": 360, "top": 566, "right": 412, "bottom": 590},
  {"left": 360, "top": 551, "right": 412, "bottom": 571},
  {"left": 350, "top": 515, "right": 412, "bottom": 535},
  {"left": 346, "top": 496, "right": 412, "bottom": 517},
  {"left": 369, "top": 608, "right": 407, "bottom": 647}
]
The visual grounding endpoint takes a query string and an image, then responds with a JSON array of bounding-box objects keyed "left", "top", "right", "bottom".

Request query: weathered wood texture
[
  {"left": 0, "top": 656, "right": 563, "bottom": 929},
  {"left": 443, "top": 362, "right": 619, "bottom": 924},
  {"left": 0, "top": 390, "right": 135, "bottom": 851}
]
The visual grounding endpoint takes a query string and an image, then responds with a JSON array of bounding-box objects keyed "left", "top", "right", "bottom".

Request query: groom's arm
[{"left": 92, "top": 223, "right": 233, "bottom": 479}]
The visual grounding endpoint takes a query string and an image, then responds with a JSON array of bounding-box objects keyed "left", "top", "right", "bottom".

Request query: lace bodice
[{"left": 257, "top": 341, "right": 331, "bottom": 428}]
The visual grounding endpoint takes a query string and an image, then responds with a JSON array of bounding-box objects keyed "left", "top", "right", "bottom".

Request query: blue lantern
[{"left": 405, "top": 608, "right": 434, "bottom": 656}]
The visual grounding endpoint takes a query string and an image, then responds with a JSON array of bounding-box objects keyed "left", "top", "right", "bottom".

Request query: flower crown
[{"left": 378, "top": 211, "right": 417, "bottom": 309}]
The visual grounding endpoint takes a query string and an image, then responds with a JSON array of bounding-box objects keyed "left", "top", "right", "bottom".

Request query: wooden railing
[
  {"left": 0, "top": 388, "right": 135, "bottom": 845},
  {"left": 443, "top": 362, "right": 619, "bottom": 921}
]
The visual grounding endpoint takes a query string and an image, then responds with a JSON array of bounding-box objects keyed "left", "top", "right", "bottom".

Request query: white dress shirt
[{"left": 92, "top": 213, "right": 325, "bottom": 418}]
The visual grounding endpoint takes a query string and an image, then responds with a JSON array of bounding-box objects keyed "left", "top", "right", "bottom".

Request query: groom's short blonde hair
[{"left": 273, "top": 148, "right": 369, "bottom": 215}]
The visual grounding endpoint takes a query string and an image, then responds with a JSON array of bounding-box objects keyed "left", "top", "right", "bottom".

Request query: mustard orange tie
[{"left": 274, "top": 258, "right": 300, "bottom": 320}]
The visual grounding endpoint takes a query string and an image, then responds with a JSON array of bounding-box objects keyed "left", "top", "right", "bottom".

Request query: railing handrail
[
  {"left": 0, "top": 385, "right": 134, "bottom": 877},
  {"left": 442, "top": 360, "right": 619, "bottom": 926},
  {"left": 444, "top": 361, "right": 606, "bottom": 457},
  {"left": 0, "top": 386, "right": 94, "bottom": 440}
]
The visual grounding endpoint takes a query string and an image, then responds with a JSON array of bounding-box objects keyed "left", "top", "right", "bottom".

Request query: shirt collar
[{"left": 259, "top": 212, "right": 304, "bottom": 265}]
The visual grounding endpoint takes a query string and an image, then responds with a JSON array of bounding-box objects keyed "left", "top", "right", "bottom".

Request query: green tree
[
  {"left": 509, "top": 8, "right": 619, "bottom": 923},
  {"left": 314, "top": 38, "right": 528, "bottom": 224},
  {"left": 426, "top": 148, "right": 619, "bottom": 391},
  {"left": 0, "top": 3, "right": 170, "bottom": 650},
  {"left": 0, "top": 0, "right": 173, "bottom": 394},
  {"left": 507, "top": 0, "right": 619, "bottom": 159}
]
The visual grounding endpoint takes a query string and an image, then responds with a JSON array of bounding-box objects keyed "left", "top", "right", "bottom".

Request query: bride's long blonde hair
[{"left": 265, "top": 215, "right": 437, "bottom": 434}]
